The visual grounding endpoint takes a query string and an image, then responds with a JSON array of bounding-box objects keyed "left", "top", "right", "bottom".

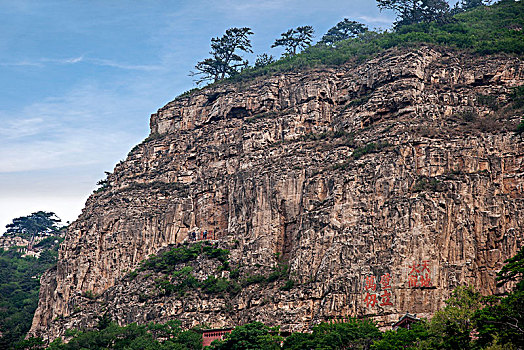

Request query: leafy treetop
[
  {"left": 376, "top": 0, "right": 452, "bottom": 28},
  {"left": 254, "top": 53, "right": 275, "bottom": 68},
  {"left": 272, "top": 26, "right": 314, "bottom": 56},
  {"left": 192, "top": 27, "right": 253, "bottom": 84},
  {"left": 207, "top": 322, "right": 282, "bottom": 350},
  {"left": 497, "top": 245, "right": 524, "bottom": 292},
  {"left": 320, "top": 19, "right": 368, "bottom": 46},
  {"left": 456, "top": 0, "right": 486, "bottom": 12},
  {"left": 5, "top": 211, "right": 61, "bottom": 238}
]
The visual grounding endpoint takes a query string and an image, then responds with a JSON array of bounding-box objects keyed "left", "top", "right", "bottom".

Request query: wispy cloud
[
  {"left": 0, "top": 117, "right": 47, "bottom": 139},
  {"left": 88, "top": 58, "right": 164, "bottom": 71},
  {"left": 0, "top": 56, "right": 163, "bottom": 71},
  {"left": 0, "top": 83, "right": 147, "bottom": 173},
  {"left": 358, "top": 15, "right": 394, "bottom": 25},
  {"left": 0, "top": 60, "right": 44, "bottom": 67},
  {"left": 42, "top": 56, "right": 85, "bottom": 64},
  {"left": 219, "top": 0, "right": 295, "bottom": 12}
]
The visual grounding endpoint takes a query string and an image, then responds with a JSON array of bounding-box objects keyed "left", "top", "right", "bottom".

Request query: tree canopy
[
  {"left": 272, "top": 26, "right": 314, "bottom": 56},
  {"left": 320, "top": 19, "right": 368, "bottom": 46},
  {"left": 456, "top": 0, "right": 486, "bottom": 12},
  {"left": 0, "top": 240, "right": 62, "bottom": 349},
  {"left": 376, "top": 0, "right": 451, "bottom": 27},
  {"left": 5, "top": 211, "right": 61, "bottom": 238},
  {"left": 207, "top": 322, "right": 282, "bottom": 350},
  {"left": 254, "top": 53, "right": 275, "bottom": 68},
  {"left": 192, "top": 27, "right": 253, "bottom": 84},
  {"left": 474, "top": 246, "right": 524, "bottom": 348},
  {"left": 46, "top": 320, "right": 202, "bottom": 350},
  {"left": 284, "top": 318, "right": 381, "bottom": 350}
]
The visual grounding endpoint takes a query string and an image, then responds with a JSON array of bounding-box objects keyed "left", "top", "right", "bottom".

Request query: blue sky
[{"left": 0, "top": 0, "right": 394, "bottom": 232}]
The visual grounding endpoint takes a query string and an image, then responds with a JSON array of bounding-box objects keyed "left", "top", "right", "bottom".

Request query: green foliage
[
  {"left": 139, "top": 243, "right": 237, "bottom": 297},
  {"left": 272, "top": 26, "right": 314, "bottom": 56},
  {"left": 127, "top": 270, "right": 138, "bottom": 280},
  {"left": 242, "top": 274, "right": 267, "bottom": 286},
  {"left": 254, "top": 53, "right": 275, "bottom": 68},
  {"left": 377, "top": 0, "right": 452, "bottom": 28},
  {"left": 229, "top": 267, "right": 240, "bottom": 280},
  {"left": 413, "top": 176, "right": 441, "bottom": 192},
  {"left": 94, "top": 171, "right": 112, "bottom": 193},
  {"left": 348, "top": 95, "right": 371, "bottom": 107},
  {"left": 496, "top": 245, "right": 524, "bottom": 291},
  {"left": 352, "top": 142, "right": 390, "bottom": 159},
  {"left": 192, "top": 27, "right": 253, "bottom": 84},
  {"left": 283, "top": 318, "right": 381, "bottom": 350},
  {"left": 140, "top": 243, "right": 229, "bottom": 274},
  {"left": 0, "top": 243, "right": 60, "bottom": 348},
  {"left": 280, "top": 279, "right": 294, "bottom": 291},
  {"left": 218, "top": 1, "right": 524, "bottom": 87},
  {"left": 474, "top": 246, "right": 524, "bottom": 348},
  {"left": 510, "top": 85, "right": 524, "bottom": 109},
  {"left": 201, "top": 276, "right": 230, "bottom": 294},
  {"left": 245, "top": 111, "right": 277, "bottom": 123},
  {"left": 516, "top": 119, "right": 524, "bottom": 134},
  {"left": 266, "top": 262, "right": 289, "bottom": 283},
  {"left": 34, "top": 236, "right": 63, "bottom": 250},
  {"left": 12, "top": 336, "right": 45, "bottom": 350},
  {"left": 423, "top": 285, "right": 483, "bottom": 349},
  {"left": 476, "top": 93, "right": 499, "bottom": 110},
  {"left": 46, "top": 320, "right": 202, "bottom": 350},
  {"left": 83, "top": 290, "right": 97, "bottom": 300},
  {"left": 455, "top": 0, "right": 486, "bottom": 12},
  {"left": 178, "top": 87, "right": 201, "bottom": 99},
  {"left": 156, "top": 266, "right": 200, "bottom": 297},
  {"left": 320, "top": 19, "right": 368, "bottom": 46},
  {"left": 208, "top": 322, "right": 282, "bottom": 350},
  {"left": 372, "top": 322, "right": 429, "bottom": 349},
  {"left": 5, "top": 211, "right": 61, "bottom": 238},
  {"left": 96, "top": 312, "right": 112, "bottom": 331},
  {"left": 202, "top": 245, "right": 230, "bottom": 264}
]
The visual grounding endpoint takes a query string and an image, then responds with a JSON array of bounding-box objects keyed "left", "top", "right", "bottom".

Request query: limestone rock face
[{"left": 30, "top": 47, "right": 524, "bottom": 340}]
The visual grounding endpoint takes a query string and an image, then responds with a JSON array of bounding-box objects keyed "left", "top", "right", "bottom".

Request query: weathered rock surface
[{"left": 30, "top": 46, "right": 524, "bottom": 341}]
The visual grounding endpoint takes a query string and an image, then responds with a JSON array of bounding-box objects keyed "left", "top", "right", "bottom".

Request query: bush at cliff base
[
  {"left": 0, "top": 243, "right": 61, "bottom": 350},
  {"left": 44, "top": 320, "right": 201, "bottom": 350}
]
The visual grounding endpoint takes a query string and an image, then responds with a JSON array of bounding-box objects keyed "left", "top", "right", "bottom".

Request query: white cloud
[
  {"left": 88, "top": 58, "right": 164, "bottom": 71},
  {"left": 42, "top": 56, "right": 85, "bottom": 64},
  {"left": 0, "top": 60, "right": 44, "bottom": 67},
  {"left": 358, "top": 15, "right": 394, "bottom": 25},
  {"left": 0, "top": 83, "right": 146, "bottom": 173},
  {"left": 218, "top": 0, "right": 295, "bottom": 12},
  {"left": 1, "top": 55, "right": 163, "bottom": 71},
  {"left": 0, "top": 117, "right": 47, "bottom": 139}
]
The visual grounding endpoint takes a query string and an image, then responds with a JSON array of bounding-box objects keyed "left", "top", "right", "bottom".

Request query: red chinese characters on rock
[
  {"left": 364, "top": 275, "right": 377, "bottom": 292},
  {"left": 408, "top": 260, "right": 432, "bottom": 288},
  {"left": 379, "top": 273, "right": 393, "bottom": 306},
  {"left": 362, "top": 273, "right": 393, "bottom": 308},
  {"left": 363, "top": 275, "right": 377, "bottom": 307}
]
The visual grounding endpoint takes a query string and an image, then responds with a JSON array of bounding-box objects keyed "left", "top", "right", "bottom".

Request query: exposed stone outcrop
[{"left": 30, "top": 46, "right": 524, "bottom": 341}]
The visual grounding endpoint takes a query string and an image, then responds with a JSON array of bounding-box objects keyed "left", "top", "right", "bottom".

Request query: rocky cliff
[{"left": 30, "top": 46, "right": 524, "bottom": 341}]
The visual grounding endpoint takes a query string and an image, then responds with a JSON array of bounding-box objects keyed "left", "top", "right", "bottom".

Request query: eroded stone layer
[{"left": 30, "top": 47, "right": 524, "bottom": 340}]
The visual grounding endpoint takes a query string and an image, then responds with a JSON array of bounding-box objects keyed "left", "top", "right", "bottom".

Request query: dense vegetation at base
[
  {"left": 41, "top": 320, "right": 202, "bottom": 350},
  {"left": 0, "top": 239, "right": 62, "bottom": 349},
  {"left": 15, "top": 246, "right": 522, "bottom": 350},
  {"left": 207, "top": 245, "right": 523, "bottom": 350},
  {"left": 180, "top": 0, "right": 523, "bottom": 93}
]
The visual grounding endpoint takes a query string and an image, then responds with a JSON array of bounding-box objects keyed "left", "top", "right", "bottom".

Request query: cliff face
[{"left": 30, "top": 46, "right": 524, "bottom": 340}]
